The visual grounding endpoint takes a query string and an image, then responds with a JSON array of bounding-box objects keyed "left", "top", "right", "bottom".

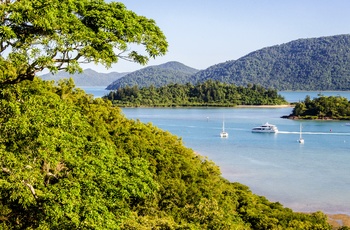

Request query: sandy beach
[
  {"left": 235, "top": 104, "right": 294, "bottom": 108},
  {"left": 327, "top": 214, "right": 350, "bottom": 228}
]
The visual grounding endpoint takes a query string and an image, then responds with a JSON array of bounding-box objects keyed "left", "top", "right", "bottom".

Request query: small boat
[
  {"left": 252, "top": 122, "right": 278, "bottom": 133},
  {"left": 220, "top": 120, "right": 228, "bottom": 138},
  {"left": 298, "top": 123, "right": 304, "bottom": 144}
]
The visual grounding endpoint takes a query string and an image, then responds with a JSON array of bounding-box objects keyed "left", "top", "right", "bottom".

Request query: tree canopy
[{"left": 0, "top": 0, "right": 168, "bottom": 84}]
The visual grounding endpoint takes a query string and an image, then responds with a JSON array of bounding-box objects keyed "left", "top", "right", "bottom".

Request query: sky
[{"left": 88, "top": 0, "right": 350, "bottom": 73}]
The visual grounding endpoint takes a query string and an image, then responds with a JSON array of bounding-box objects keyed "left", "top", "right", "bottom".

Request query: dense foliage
[
  {"left": 104, "top": 80, "right": 288, "bottom": 107},
  {"left": 189, "top": 34, "right": 350, "bottom": 90},
  {"left": 0, "top": 78, "right": 333, "bottom": 229},
  {"left": 106, "top": 61, "right": 199, "bottom": 90},
  {"left": 286, "top": 95, "right": 350, "bottom": 119},
  {"left": 0, "top": 0, "right": 167, "bottom": 84}
]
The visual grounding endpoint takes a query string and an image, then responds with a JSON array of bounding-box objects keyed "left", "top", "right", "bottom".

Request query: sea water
[
  {"left": 80, "top": 86, "right": 110, "bottom": 98},
  {"left": 122, "top": 107, "right": 350, "bottom": 214},
  {"left": 81, "top": 87, "right": 350, "bottom": 214}
]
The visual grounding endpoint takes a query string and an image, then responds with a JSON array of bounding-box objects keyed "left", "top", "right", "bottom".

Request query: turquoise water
[
  {"left": 79, "top": 86, "right": 110, "bottom": 98},
  {"left": 280, "top": 91, "right": 350, "bottom": 103},
  {"left": 122, "top": 107, "right": 350, "bottom": 214},
  {"left": 81, "top": 87, "right": 350, "bottom": 214}
]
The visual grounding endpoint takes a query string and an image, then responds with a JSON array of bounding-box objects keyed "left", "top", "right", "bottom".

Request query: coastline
[
  {"left": 194, "top": 148, "right": 350, "bottom": 228},
  {"left": 116, "top": 104, "right": 295, "bottom": 108},
  {"left": 123, "top": 105, "right": 350, "bottom": 228},
  {"left": 235, "top": 104, "right": 294, "bottom": 108},
  {"left": 194, "top": 151, "right": 350, "bottom": 228}
]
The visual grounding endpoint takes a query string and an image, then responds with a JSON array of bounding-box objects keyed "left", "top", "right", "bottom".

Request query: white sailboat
[
  {"left": 220, "top": 120, "right": 228, "bottom": 138},
  {"left": 298, "top": 123, "right": 304, "bottom": 144}
]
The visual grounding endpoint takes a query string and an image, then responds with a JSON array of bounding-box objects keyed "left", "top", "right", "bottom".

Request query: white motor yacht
[{"left": 252, "top": 122, "right": 278, "bottom": 133}]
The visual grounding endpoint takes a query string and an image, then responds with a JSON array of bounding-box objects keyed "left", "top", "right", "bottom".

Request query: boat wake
[{"left": 278, "top": 131, "right": 350, "bottom": 136}]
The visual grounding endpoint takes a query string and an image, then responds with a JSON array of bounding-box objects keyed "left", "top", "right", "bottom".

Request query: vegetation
[
  {"left": 284, "top": 95, "right": 350, "bottom": 120},
  {"left": 0, "top": 1, "right": 343, "bottom": 228},
  {"left": 106, "top": 61, "right": 199, "bottom": 90},
  {"left": 0, "top": 78, "right": 333, "bottom": 229},
  {"left": 189, "top": 34, "right": 350, "bottom": 91},
  {"left": 0, "top": 0, "right": 167, "bottom": 84},
  {"left": 104, "top": 80, "right": 288, "bottom": 107}
]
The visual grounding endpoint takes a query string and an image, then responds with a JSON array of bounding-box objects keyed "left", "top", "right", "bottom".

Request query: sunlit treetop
[{"left": 0, "top": 0, "right": 168, "bottom": 84}]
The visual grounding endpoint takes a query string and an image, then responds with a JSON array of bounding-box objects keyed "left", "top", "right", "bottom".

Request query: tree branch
[
  {"left": 22, "top": 180, "right": 38, "bottom": 200},
  {"left": 1, "top": 167, "right": 11, "bottom": 174}
]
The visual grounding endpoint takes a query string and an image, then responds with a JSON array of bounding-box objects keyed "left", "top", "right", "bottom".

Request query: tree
[{"left": 0, "top": 0, "right": 168, "bottom": 84}]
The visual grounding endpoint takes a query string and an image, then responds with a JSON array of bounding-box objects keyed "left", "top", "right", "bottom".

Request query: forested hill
[
  {"left": 106, "top": 61, "right": 199, "bottom": 90},
  {"left": 189, "top": 34, "right": 350, "bottom": 90},
  {"left": 40, "top": 69, "right": 127, "bottom": 87}
]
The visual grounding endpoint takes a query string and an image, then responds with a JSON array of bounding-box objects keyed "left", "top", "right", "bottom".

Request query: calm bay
[
  {"left": 83, "top": 87, "right": 350, "bottom": 214},
  {"left": 122, "top": 106, "right": 350, "bottom": 214}
]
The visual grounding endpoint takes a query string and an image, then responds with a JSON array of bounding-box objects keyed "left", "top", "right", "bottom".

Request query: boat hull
[
  {"left": 251, "top": 129, "right": 278, "bottom": 133},
  {"left": 251, "top": 122, "right": 278, "bottom": 133}
]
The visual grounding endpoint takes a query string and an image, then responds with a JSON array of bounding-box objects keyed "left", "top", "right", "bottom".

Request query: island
[
  {"left": 282, "top": 94, "right": 350, "bottom": 120},
  {"left": 104, "top": 80, "right": 288, "bottom": 107}
]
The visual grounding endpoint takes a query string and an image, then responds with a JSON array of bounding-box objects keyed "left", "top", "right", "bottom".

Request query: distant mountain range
[
  {"left": 106, "top": 61, "right": 199, "bottom": 90},
  {"left": 39, "top": 68, "right": 127, "bottom": 87},
  {"left": 189, "top": 34, "right": 350, "bottom": 90},
  {"left": 40, "top": 34, "right": 350, "bottom": 91}
]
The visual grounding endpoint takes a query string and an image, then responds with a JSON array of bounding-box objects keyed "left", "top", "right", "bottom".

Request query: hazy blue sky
[{"left": 90, "top": 0, "right": 350, "bottom": 73}]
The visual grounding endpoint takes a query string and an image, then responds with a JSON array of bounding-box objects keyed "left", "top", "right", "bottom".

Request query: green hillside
[
  {"left": 40, "top": 69, "right": 127, "bottom": 87},
  {"left": 0, "top": 78, "right": 332, "bottom": 229},
  {"left": 106, "top": 61, "right": 199, "bottom": 90},
  {"left": 189, "top": 34, "right": 350, "bottom": 90}
]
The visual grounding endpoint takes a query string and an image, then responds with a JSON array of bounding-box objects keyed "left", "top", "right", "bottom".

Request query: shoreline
[
  {"left": 117, "top": 104, "right": 295, "bottom": 108},
  {"left": 327, "top": 214, "right": 350, "bottom": 228},
  {"left": 196, "top": 149, "right": 350, "bottom": 228},
  {"left": 125, "top": 105, "right": 350, "bottom": 228},
  {"left": 194, "top": 152, "right": 350, "bottom": 227},
  {"left": 235, "top": 104, "right": 294, "bottom": 108}
]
